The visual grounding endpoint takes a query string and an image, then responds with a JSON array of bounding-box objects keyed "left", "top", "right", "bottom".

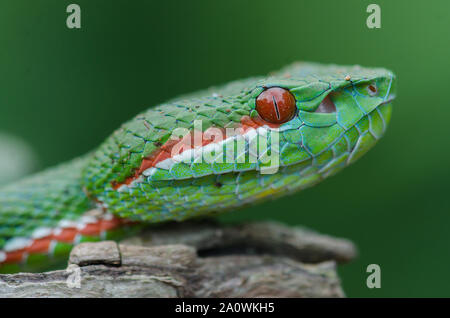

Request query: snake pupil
[{"left": 255, "top": 87, "right": 296, "bottom": 124}]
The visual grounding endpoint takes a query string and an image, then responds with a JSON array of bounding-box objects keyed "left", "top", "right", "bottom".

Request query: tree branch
[{"left": 0, "top": 221, "right": 357, "bottom": 297}]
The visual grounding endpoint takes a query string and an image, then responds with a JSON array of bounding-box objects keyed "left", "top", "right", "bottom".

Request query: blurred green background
[{"left": 1, "top": 0, "right": 449, "bottom": 297}]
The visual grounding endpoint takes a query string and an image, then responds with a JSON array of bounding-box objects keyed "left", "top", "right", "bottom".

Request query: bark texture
[{"left": 0, "top": 221, "right": 357, "bottom": 298}]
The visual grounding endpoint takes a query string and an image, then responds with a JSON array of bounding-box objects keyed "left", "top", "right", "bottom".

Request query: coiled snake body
[{"left": 0, "top": 62, "right": 396, "bottom": 273}]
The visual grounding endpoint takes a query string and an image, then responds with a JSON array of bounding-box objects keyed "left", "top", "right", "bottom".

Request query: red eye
[{"left": 255, "top": 87, "right": 297, "bottom": 124}]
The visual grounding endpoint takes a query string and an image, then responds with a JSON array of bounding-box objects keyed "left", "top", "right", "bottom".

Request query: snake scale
[{"left": 0, "top": 62, "right": 396, "bottom": 273}]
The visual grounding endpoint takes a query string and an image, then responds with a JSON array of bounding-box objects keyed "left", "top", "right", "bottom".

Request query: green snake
[{"left": 0, "top": 62, "right": 396, "bottom": 273}]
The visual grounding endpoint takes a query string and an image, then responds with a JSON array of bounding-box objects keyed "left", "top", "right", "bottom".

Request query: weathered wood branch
[{"left": 0, "top": 221, "right": 357, "bottom": 298}]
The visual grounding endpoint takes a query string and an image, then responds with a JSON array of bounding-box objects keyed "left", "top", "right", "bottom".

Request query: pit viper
[{"left": 0, "top": 62, "right": 396, "bottom": 273}]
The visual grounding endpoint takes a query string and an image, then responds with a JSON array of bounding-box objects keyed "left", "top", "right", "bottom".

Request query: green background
[{"left": 1, "top": 0, "right": 449, "bottom": 297}]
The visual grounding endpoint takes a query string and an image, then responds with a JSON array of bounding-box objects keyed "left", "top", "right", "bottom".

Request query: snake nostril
[
  {"left": 315, "top": 95, "right": 336, "bottom": 113},
  {"left": 368, "top": 84, "right": 378, "bottom": 96}
]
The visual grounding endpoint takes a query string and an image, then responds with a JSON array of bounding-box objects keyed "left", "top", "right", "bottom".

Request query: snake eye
[
  {"left": 367, "top": 84, "right": 378, "bottom": 96},
  {"left": 255, "top": 87, "right": 296, "bottom": 124}
]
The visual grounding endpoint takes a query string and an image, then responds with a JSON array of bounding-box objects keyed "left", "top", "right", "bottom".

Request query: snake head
[
  {"left": 83, "top": 62, "right": 396, "bottom": 222},
  {"left": 247, "top": 62, "right": 396, "bottom": 171}
]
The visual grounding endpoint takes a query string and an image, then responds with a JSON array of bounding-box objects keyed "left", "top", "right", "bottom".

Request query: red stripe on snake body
[
  {"left": 113, "top": 115, "right": 279, "bottom": 189},
  {"left": 0, "top": 216, "right": 128, "bottom": 265}
]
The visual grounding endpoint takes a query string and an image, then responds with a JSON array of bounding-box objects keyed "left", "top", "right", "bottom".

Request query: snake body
[{"left": 0, "top": 62, "right": 396, "bottom": 273}]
